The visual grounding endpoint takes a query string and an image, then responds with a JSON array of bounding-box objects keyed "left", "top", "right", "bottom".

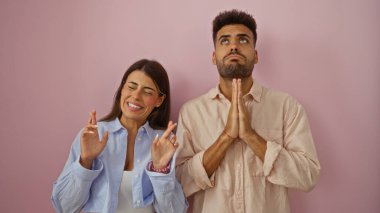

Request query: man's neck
[{"left": 219, "top": 76, "right": 253, "bottom": 101}]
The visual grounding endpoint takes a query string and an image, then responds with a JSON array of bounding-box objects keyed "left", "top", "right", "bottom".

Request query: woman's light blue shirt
[{"left": 51, "top": 118, "right": 187, "bottom": 213}]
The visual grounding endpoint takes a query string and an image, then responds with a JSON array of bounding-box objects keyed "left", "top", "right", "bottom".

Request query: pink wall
[{"left": 1, "top": 0, "right": 379, "bottom": 212}]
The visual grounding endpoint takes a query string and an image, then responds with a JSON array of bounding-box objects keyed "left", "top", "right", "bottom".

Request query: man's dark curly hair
[{"left": 212, "top": 9, "right": 257, "bottom": 46}]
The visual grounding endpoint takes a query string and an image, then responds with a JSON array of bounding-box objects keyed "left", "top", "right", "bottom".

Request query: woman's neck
[{"left": 120, "top": 116, "right": 144, "bottom": 133}]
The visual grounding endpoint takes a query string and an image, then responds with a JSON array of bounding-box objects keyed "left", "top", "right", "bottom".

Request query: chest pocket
[{"left": 246, "top": 129, "right": 283, "bottom": 177}]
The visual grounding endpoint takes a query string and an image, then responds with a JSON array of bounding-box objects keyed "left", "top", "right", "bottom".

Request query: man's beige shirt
[{"left": 175, "top": 81, "right": 321, "bottom": 213}]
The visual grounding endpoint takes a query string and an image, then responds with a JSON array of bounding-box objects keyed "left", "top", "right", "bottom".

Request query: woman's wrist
[
  {"left": 79, "top": 156, "right": 93, "bottom": 170},
  {"left": 148, "top": 161, "right": 170, "bottom": 174}
]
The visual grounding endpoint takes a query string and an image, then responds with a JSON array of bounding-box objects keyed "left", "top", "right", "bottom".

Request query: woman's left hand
[{"left": 151, "top": 121, "right": 179, "bottom": 170}]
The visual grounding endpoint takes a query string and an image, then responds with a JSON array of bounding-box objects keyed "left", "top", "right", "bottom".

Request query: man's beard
[{"left": 216, "top": 59, "right": 254, "bottom": 79}]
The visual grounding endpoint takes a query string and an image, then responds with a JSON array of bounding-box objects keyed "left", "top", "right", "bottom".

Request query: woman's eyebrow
[{"left": 127, "top": 81, "right": 156, "bottom": 91}]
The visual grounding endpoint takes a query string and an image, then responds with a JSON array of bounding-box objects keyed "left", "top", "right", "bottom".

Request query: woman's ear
[{"left": 156, "top": 94, "right": 166, "bottom": 107}]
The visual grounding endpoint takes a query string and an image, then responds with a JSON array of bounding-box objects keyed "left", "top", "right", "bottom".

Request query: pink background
[{"left": 1, "top": 0, "right": 379, "bottom": 212}]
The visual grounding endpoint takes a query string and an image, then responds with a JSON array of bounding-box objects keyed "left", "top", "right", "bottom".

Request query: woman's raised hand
[
  {"left": 79, "top": 110, "right": 109, "bottom": 169},
  {"left": 151, "top": 121, "right": 179, "bottom": 170}
]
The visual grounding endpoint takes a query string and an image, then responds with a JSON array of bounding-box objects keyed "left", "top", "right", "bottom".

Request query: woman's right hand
[{"left": 79, "top": 110, "right": 109, "bottom": 169}]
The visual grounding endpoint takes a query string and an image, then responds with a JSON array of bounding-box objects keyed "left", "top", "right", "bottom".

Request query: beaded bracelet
[{"left": 147, "top": 161, "right": 170, "bottom": 174}]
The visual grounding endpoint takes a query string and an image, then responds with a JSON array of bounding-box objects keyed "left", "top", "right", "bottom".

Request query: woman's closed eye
[
  {"left": 144, "top": 89, "right": 153, "bottom": 96},
  {"left": 128, "top": 85, "right": 136, "bottom": 91}
]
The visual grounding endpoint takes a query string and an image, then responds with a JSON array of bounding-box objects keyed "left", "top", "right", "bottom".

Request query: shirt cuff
[
  {"left": 263, "top": 141, "right": 282, "bottom": 176},
  {"left": 188, "top": 150, "right": 215, "bottom": 189},
  {"left": 147, "top": 161, "right": 171, "bottom": 174},
  {"left": 146, "top": 160, "right": 176, "bottom": 193},
  {"left": 72, "top": 156, "right": 103, "bottom": 182}
]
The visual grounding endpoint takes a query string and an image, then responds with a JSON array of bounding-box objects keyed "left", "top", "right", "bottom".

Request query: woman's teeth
[{"left": 128, "top": 102, "right": 142, "bottom": 109}]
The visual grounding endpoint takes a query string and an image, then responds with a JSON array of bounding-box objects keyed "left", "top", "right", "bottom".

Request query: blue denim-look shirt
[{"left": 51, "top": 118, "right": 188, "bottom": 213}]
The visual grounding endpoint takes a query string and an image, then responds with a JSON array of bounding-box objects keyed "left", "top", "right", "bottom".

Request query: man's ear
[
  {"left": 212, "top": 52, "right": 216, "bottom": 65},
  {"left": 254, "top": 50, "right": 258, "bottom": 64}
]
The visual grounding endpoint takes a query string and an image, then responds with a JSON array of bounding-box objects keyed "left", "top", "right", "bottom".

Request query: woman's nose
[{"left": 130, "top": 89, "right": 142, "bottom": 100}]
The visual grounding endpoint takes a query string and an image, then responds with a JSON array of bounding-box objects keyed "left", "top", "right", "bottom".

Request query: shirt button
[{"left": 137, "top": 159, "right": 141, "bottom": 164}]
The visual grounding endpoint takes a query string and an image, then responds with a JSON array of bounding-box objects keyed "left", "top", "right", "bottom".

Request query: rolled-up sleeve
[
  {"left": 145, "top": 158, "right": 188, "bottom": 213},
  {"left": 263, "top": 99, "right": 321, "bottom": 192},
  {"left": 51, "top": 133, "right": 103, "bottom": 213},
  {"left": 175, "top": 112, "right": 215, "bottom": 197}
]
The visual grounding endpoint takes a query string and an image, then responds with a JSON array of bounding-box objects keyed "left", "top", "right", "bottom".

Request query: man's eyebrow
[
  {"left": 237, "top": 33, "right": 250, "bottom": 38},
  {"left": 218, "top": 33, "right": 251, "bottom": 41},
  {"left": 218, "top": 35, "right": 231, "bottom": 41}
]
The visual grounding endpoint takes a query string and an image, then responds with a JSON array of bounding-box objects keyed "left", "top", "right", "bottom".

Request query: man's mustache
[{"left": 224, "top": 51, "right": 245, "bottom": 60}]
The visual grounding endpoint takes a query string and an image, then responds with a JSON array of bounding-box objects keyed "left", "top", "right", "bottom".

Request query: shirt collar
[
  {"left": 250, "top": 80, "right": 263, "bottom": 102},
  {"left": 106, "top": 118, "right": 124, "bottom": 133},
  {"left": 207, "top": 79, "right": 263, "bottom": 102},
  {"left": 106, "top": 118, "right": 154, "bottom": 139},
  {"left": 140, "top": 121, "right": 155, "bottom": 140}
]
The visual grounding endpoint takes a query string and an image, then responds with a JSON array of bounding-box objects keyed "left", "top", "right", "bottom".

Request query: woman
[{"left": 51, "top": 59, "right": 188, "bottom": 213}]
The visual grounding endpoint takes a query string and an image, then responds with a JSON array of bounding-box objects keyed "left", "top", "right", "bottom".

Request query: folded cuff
[
  {"left": 188, "top": 151, "right": 215, "bottom": 190},
  {"left": 72, "top": 156, "right": 103, "bottom": 182},
  {"left": 263, "top": 141, "right": 282, "bottom": 176}
]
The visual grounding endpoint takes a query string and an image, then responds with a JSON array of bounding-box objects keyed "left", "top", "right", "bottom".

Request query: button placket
[{"left": 234, "top": 142, "right": 245, "bottom": 212}]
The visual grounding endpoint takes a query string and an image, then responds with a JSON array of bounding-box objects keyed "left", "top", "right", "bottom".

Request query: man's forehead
[{"left": 217, "top": 24, "right": 253, "bottom": 38}]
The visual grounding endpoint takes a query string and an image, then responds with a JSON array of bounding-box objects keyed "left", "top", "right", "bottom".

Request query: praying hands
[{"left": 224, "top": 78, "right": 267, "bottom": 161}]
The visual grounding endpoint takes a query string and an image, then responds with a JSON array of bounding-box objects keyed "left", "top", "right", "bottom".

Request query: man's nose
[{"left": 230, "top": 40, "right": 239, "bottom": 52}]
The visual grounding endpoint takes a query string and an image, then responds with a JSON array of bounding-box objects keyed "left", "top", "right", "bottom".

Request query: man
[{"left": 175, "top": 9, "right": 321, "bottom": 213}]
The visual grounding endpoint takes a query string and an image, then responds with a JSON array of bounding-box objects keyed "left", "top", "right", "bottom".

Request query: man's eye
[
  {"left": 221, "top": 39, "right": 229, "bottom": 45},
  {"left": 128, "top": 86, "right": 136, "bottom": 90},
  {"left": 240, "top": 38, "right": 248, "bottom": 44}
]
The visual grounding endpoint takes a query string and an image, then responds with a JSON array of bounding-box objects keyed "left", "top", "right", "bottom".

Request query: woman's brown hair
[{"left": 100, "top": 59, "right": 170, "bottom": 129}]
